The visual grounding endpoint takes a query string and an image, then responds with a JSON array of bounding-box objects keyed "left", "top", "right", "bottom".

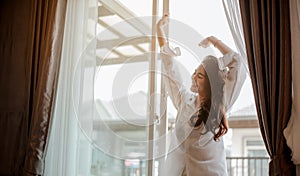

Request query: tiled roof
[
  {"left": 95, "top": 91, "right": 148, "bottom": 121},
  {"left": 228, "top": 104, "right": 257, "bottom": 119}
]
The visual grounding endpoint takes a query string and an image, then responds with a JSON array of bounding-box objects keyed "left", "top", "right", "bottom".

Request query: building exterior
[
  {"left": 227, "top": 104, "right": 269, "bottom": 176},
  {"left": 92, "top": 92, "right": 270, "bottom": 175}
]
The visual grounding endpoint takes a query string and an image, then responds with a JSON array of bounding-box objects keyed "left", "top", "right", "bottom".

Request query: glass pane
[
  {"left": 87, "top": 0, "right": 155, "bottom": 175},
  {"left": 247, "top": 150, "right": 268, "bottom": 157},
  {"left": 247, "top": 153, "right": 268, "bottom": 176},
  {"left": 246, "top": 140, "right": 265, "bottom": 146}
]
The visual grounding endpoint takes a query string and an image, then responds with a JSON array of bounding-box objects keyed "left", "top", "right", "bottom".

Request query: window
[
  {"left": 91, "top": 0, "right": 155, "bottom": 175},
  {"left": 244, "top": 138, "right": 268, "bottom": 176},
  {"left": 79, "top": 0, "right": 262, "bottom": 175},
  {"left": 244, "top": 138, "right": 268, "bottom": 157}
]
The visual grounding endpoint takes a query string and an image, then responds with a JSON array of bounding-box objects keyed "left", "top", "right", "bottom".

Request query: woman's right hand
[{"left": 157, "top": 13, "right": 169, "bottom": 47}]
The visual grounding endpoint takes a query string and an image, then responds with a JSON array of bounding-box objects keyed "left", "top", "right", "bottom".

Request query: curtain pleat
[
  {"left": 22, "top": 0, "right": 67, "bottom": 175},
  {"left": 239, "top": 0, "right": 295, "bottom": 175},
  {"left": 0, "top": 0, "right": 67, "bottom": 175},
  {"left": 0, "top": 0, "right": 36, "bottom": 174}
]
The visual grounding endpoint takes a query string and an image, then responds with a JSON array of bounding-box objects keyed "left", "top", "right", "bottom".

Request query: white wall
[{"left": 231, "top": 128, "right": 263, "bottom": 156}]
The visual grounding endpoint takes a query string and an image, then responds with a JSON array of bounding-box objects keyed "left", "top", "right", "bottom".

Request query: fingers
[
  {"left": 163, "top": 12, "right": 169, "bottom": 18},
  {"left": 214, "top": 127, "right": 222, "bottom": 141},
  {"left": 198, "top": 39, "right": 211, "bottom": 48},
  {"left": 214, "top": 122, "right": 228, "bottom": 141},
  {"left": 158, "top": 13, "right": 170, "bottom": 25}
]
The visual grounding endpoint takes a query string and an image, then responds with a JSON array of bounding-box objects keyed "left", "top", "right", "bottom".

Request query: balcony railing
[{"left": 226, "top": 157, "right": 269, "bottom": 176}]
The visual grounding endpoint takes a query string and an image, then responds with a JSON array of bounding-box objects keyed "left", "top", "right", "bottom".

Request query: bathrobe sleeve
[
  {"left": 159, "top": 44, "right": 191, "bottom": 111},
  {"left": 218, "top": 51, "right": 247, "bottom": 111}
]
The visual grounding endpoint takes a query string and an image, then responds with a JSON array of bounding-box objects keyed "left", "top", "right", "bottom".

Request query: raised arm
[
  {"left": 160, "top": 48, "right": 188, "bottom": 110},
  {"left": 200, "top": 36, "right": 240, "bottom": 72},
  {"left": 200, "top": 36, "right": 247, "bottom": 111},
  {"left": 157, "top": 14, "right": 190, "bottom": 110},
  {"left": 202, "top": 36, "right": 233, "bottom": 55}
]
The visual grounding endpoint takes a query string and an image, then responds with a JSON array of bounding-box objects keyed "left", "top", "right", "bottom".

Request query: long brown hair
[{"left": 189, "top": 55, "right": 228, "bottom": 141}]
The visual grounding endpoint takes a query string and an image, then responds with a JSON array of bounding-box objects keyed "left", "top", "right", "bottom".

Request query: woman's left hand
[
  {"left": 199, "top": 36, "right": 219, "bottom": 48},
  {"left": 199, "top": 38, "right": 212, "bottom": 48}
]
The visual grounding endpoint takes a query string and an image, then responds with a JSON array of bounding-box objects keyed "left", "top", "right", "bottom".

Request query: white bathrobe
[{"left": 159, "top": 45, "right": 247, "bottom": 176}]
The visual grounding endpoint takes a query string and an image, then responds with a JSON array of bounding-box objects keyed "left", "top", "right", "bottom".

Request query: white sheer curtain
[
  {"left": 284, "top": 0, "right": 300, "bottom": 175},
  {"left": 221, "top": 0, "right": 249, "bottom": 74},
  {"left": 45, "top": 0, "right": 98, "bottom": 175}
]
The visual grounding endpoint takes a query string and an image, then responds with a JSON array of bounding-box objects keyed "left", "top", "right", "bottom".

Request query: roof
[
  {"left": 95, "top": 91, "right": 148, "bottom": 121},
  {"left": 228, "top": 104, "right": 257, "bottom": 119},
  {"left": 96, "top": 94, "right": 258, "bottom": 121},
  {"left": 97, "top": 0, "right": 151, "bottom": 66}
]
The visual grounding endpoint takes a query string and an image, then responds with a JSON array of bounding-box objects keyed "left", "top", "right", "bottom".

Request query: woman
[{"left": 157, "top": 14, "right": 246, "bottom": 176}]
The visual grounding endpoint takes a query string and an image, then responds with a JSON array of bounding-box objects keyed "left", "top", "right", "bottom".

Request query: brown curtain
[
  {"left": 0, "top": 0, "right": 67, "bottom": 175},
  {"left": 239, "top": 0, "right": 295, "bottom": 175}
]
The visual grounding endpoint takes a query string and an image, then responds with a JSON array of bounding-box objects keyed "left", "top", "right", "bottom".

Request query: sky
[{"left": 95, "top": 0, "right": 255, "bottom": 113}]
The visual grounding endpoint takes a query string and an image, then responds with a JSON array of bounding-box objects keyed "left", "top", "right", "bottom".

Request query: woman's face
[{"left": 190, "top": 65, "right": 210, "bottom": 95}]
